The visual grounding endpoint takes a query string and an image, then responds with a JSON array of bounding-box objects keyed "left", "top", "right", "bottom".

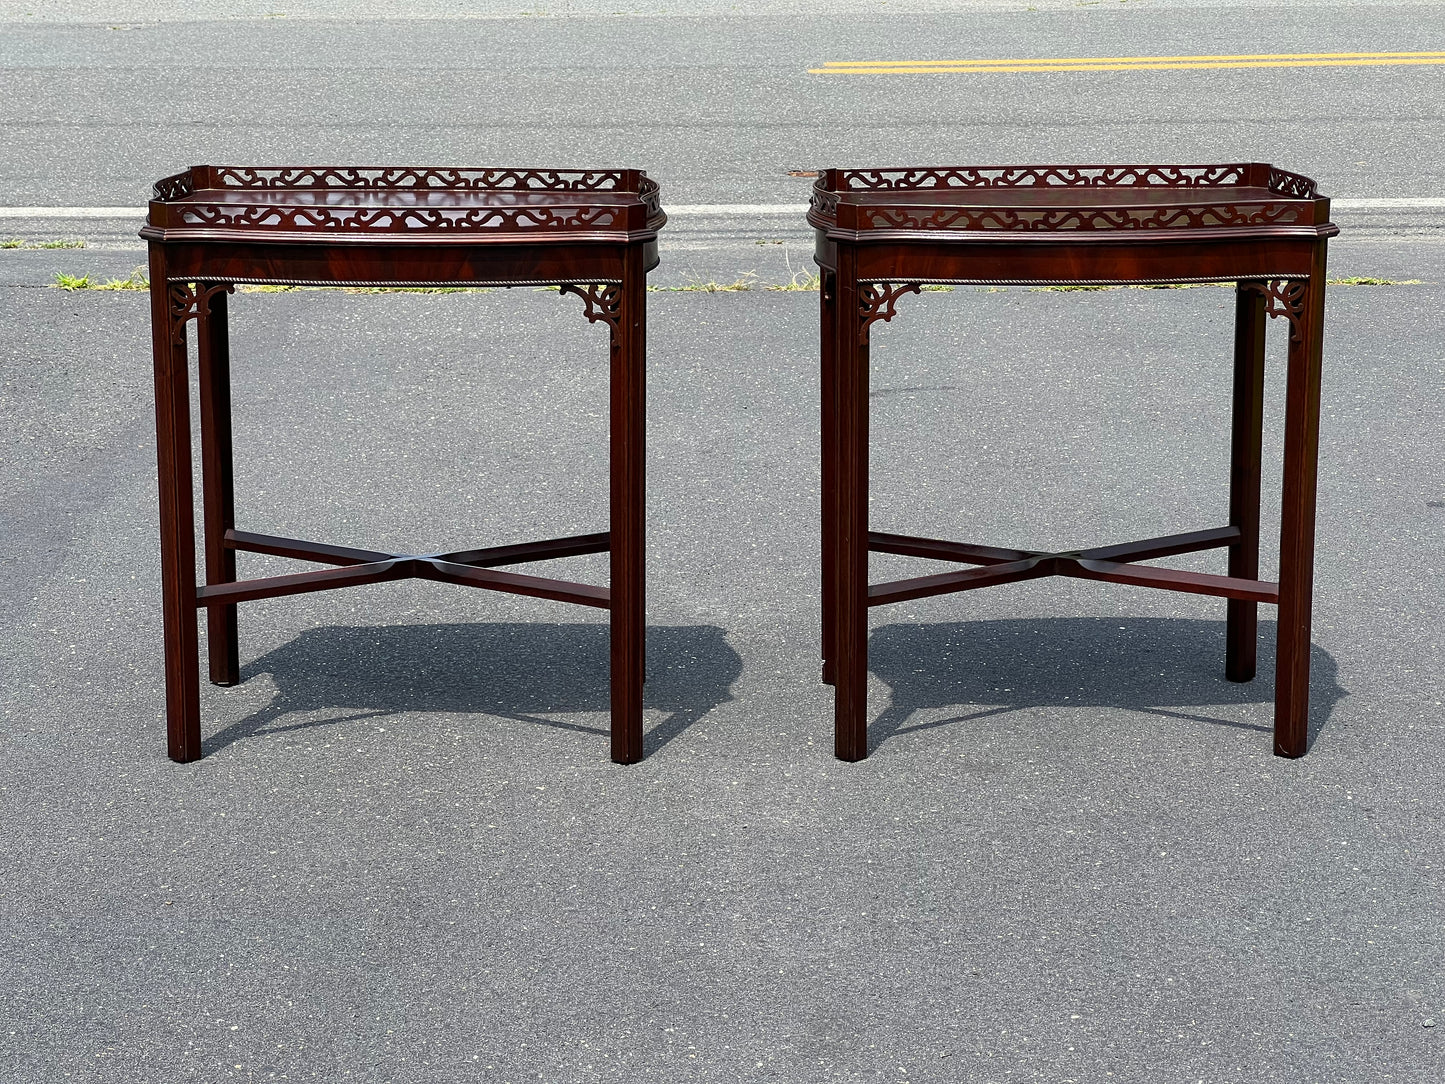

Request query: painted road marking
[
  {"left": 812, "top": 51, "right": 1445, "bottom": 74},
  {"left": 0, "top": 207, "right": 139, "bottom": 218}
]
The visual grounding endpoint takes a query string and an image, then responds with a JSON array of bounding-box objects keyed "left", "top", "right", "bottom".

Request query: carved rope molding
[
  {"left": 1240, "top": 278, "right": 1310, "bottom": 343},
  {"left": 858, "top": 282, "right": 922, "bottom": 344},
  {"left": 167, "top": 282, "right": 236, "bottom": 344},
  {"left": 560, "top": 283, "right": 623, "bottom": 330}
]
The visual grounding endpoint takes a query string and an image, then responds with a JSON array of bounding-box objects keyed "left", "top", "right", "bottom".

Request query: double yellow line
[{"left": 811, "top": 51, "right": 1445, "bottom": 75}]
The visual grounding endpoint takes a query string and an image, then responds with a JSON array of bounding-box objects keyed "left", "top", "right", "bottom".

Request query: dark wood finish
[
  {"left": 1228, "top": 285, "right": 1267, "bottom": 682},
  {"left": 869, "top": 525, "right": 1241, "bottom": 567},
  {"left": 144, "top": 165, "right": 663, "bottom": 764},
  {"left": 864, "top": 527, "right": 1272, "bottom": 607},
  {"left": 225, "top": 527, "right": 612, "bottom": 570},
  {"left": 194, "top": 560, "right": 411, "bottom": 606},
  {"left": 226, "top": 528, "right": 395, "bottom": 567},
  {"left": 197, "top": 285, "right": 239, "bottom": 686},
  {"left": 813, "top": 163, "right": 1337, "bottom": 759},
  {"left": 1273, "top": 252, "right": 1330, "bottom": 757},
  {"left": 833, "top": 246, "right": 871, "bottom": 761},
  {"left": 149, "top": 244, "right": 203, "bottom": 763},
  {"left": 820, "top": 269, "right": 838, "bottom": 686},
  {"left": 608, "top": 247, "right": 648, "bottom": 764},
  {"left": 415, "top": 560, "right": 611, "bottom": 609},
  {"left": 436, "top": 532, "right": 611, "bottom": 569}
]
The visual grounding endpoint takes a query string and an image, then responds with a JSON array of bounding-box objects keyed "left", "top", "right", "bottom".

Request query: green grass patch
[
  {"left": 51, "top": 268, "right": 150, "bottom": 290},
  {"left": 653, "top": 274, "right": 757, "bottom": 293},
  {"left": 1328, "top": 276, "right": 1423, "bottom": 286},
  {"left": 237, "top": 284, "right": 483, "bottom": 294},
  {"left": 342, "top": 285, "right": 476, "bottom": 294},
  {"left": 765, "top": 272, "right": 820, "bottom": 292},
  {"left": 2, "top": 238, "right": 90, "bottom": 250},
  {"left": 1026, "top": 279, "right": 1423, "bottom": 293},
  {"left": 92, "top": 268, "right": 150, "bottom": 291}
]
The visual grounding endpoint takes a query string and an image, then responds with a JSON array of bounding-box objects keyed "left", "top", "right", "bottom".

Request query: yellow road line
[
  {"left": 822, "top": 51, "right": 1445, "bottom": 66},
  {"left": 811, "top": 50, "right": 1445, "bottom": 74}
]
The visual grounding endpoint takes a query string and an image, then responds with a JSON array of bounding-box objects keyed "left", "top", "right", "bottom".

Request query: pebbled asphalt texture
[
  {"left": 3, "top": 7, "right": 1445, "bottom": 209},
  {"left": 2, "top": 235, "right": 1444, "bottom": 1081},
  {"left": 4, "top": 2, "right": 1445, "bottom": 1080}
]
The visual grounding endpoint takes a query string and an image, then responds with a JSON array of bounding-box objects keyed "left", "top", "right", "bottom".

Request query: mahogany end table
[
  {"left": 811, "top": 163, "right": 1338, "bottom": 760},
  {"left": 142, "top": 165, "right": 663, "bottom": 764}
]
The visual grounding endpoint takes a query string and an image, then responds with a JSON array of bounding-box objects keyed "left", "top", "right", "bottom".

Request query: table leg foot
[{"left": 610, "top": 648, "right": 644, "bottom": 765}]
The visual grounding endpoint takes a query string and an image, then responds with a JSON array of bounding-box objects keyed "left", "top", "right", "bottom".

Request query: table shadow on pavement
[
  {"left": 867, "top": 617, "right": 1345, "bottom": 753},
  {"left": 201, "top": 622, "right": 741, "bottom": 758}
]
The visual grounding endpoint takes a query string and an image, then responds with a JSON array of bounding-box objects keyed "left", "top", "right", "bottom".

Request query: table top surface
[
  {"left": 809, "top": 163, "right": 1337, "bottom": 240},
  {"left": 142, "top": 166, "right": 666, "bottom": 245}
]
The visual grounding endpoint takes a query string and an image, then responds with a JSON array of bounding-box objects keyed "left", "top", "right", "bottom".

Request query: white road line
[
  {"left": 1335, "top": 198, "right": 1445, "bottom": 208},
  {"left": 0, "top": 198, "right": 1442, "bottom": 219},
  {"left": 0, "top": 207, "right": 140, "bottom": 218}
]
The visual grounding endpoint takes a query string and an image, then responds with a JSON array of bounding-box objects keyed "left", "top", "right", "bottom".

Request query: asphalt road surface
[
  {"left": 3, "top": 3, "right": 1444, "bottom": 1082},
  {"left": 4, "top": 1, "right": 1445, "bottom": 207}
]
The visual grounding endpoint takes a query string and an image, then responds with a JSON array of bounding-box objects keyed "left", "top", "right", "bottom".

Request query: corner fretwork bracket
[
  {"left": 858, "top": 281, "right": 922, "bottom": 344},
  {"left": 560, "top": 283, "right": 623, "bottom": 330},
  {"left": 167, "top": 282, "right": 236, "bottom": 344},
  {"left": 1238, "top": 278, "right": 1309, "bottom": 343}
]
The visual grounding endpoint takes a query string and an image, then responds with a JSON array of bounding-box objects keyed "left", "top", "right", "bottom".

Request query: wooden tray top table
[
  {"left": 142, "top": 165, "right": 664, "bottom": 764},
  {"left": 811, "top": 163, "right": 1338, "bottom": 760}
]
